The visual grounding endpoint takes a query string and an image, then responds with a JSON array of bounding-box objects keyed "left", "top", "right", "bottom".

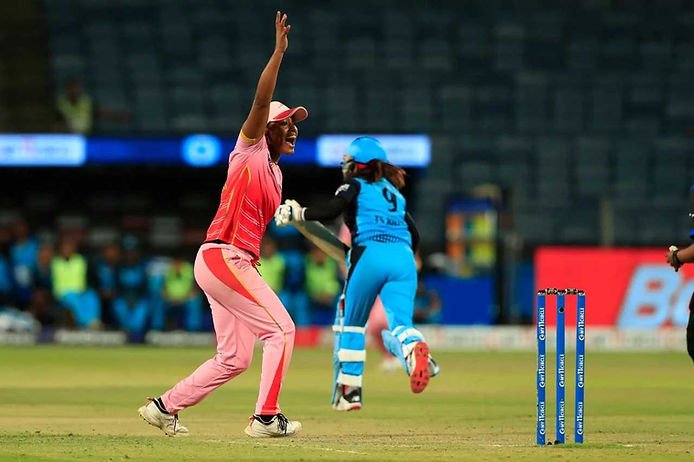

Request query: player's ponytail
[
  {"left": 382, "top": 162, "right": 406, "bottom": 190},
  {"left": 354, "top": 160, "right": 406, "bottom": 190}
]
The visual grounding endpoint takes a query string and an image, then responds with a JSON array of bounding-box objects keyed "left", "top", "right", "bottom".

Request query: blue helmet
[{"left": 347, "top": 136, "right": 388, "bottom": 164}]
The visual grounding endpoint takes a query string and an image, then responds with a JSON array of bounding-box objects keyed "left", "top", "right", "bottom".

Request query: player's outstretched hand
[
  {"left": 275, "top": 11, "right": 291, "bottom": 53},
  {"left": 274, "top": 204, "right": 292, "bottom": 227},
  {"left": 665, "top": 245, "right": 681, "bottom": 272}
]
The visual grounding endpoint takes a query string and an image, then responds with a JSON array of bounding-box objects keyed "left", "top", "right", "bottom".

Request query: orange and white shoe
[{"left": 408, "top": 341, "right": 432, "bottom": 394}]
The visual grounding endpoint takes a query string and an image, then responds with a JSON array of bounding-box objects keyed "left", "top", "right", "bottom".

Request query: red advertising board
[{"left": 535, "top": 247, "right": 694, "bottom": 327}]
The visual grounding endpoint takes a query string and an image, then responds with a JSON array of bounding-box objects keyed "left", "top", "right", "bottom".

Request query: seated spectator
[
  {"left": 0, "top": 250, "right": 12, "bottom": 307},
  {"left": 27, "top": 288, "right": 58, "bottom": 328},
  {"left": 94, "top": 242, "right": 121, "bottom": 329},
  {"left": 33, "top": 243, "right": 54, "bottom": 291},
  {"left": 258, "top": 236, "right": 286, "bottom": 296},
  {"left": 304, "top": 245, "right": 341, "bottom": 325},
  {"left": 413, "top": 255, "right": 442, "bottom": 324},
  {"left": 413, "top": 278, "right": 442, "bottom": 323},
  {"left": 51, "top": 237, "right": 101, "bottom": 329},
  {"left": 151, "top": 253, "right": 203, "bottom": 331},
  {"left": 9, "top": 219, "right": 39, "bottom": 309},
  {"left": 111, "top": 237, "right": 149, "bottom": 338},
  {"left": 30, "top": 244, "right": 58, "bottom": 327},
  {"left": 258, "top": 236, "right": 309, "bottom": 326}
]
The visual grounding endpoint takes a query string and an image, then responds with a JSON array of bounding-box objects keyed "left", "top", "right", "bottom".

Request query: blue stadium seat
[
  {"left": 612, "top": 179, "right": 649, "bottom": 209},
  {"left": 457, "top": 161, "right": 496, "bottom": 191},
  {"left": 515, "top": 72, "right": 549, "bottom": 133},
  {"left": 612, "top": 208, "right": 639, "bottom": 246},
  {"left": 536, "top": 137, "right": 571, "bottom": 170},
  {"left": 638, "top": 41, "right": 674, "bottom": 70},
  {"left": 458, "top": 134, "right": 493, "bottom": 160},
  {"left": 515, "top": 208, "right": 556, "bottom": 245},
  {"left": 589, "top": 78, "right": 624, "bottom": 133},
  {"left": 574, "top": 136, "right": 611, "bottom": 197},
  {"left": 363, "top": 87, "right": 397, "bottom": 132},
  {"left": 498, "top": 133, "right": 533, "bottom": 155},
  {"left": 553, "top": 87, "right": 584, "bottom": 134},
  {"left": 324, "top": 85, "right": 359, "bottom": 132},
  {"left": 566, "top": 38, "right": 598, "bottom": 70},
  {"left": 457, "top": 23, "right": 489, "bottom": 63},
  {"left": 38, "top": 0, "right": 694, "bottom": 248},
  {"left": 557, "top": 208, "right": 601, "bottom": 245},
  {"left": 419, "top": 39, "right": 454, "bottom": 72},
  {"left": 402, "top": 86, "right": 434, "bottom": 132},
  {"left": 440, "top": 86, "right": 472, "bottom": 132},
  {"left": 344, "top": 38, "right": 377, "bottom": 70},
  {"left": 652, "top": 137, "right": 690, "bottom": 195},
  {"left": 383, "top": 40, "right": 415, "bottom": 71}
]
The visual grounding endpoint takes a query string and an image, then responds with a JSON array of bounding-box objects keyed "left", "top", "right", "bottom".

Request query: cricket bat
[{"left": 293, "top": 221, "right": 349, "bottom": 262}]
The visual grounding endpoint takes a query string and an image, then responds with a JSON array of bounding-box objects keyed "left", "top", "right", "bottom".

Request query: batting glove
[
  {"left": 284, "top": 199, "right": 306, "bottom": 222},
  {"left": 273, "top": 199, "right": 305, "bottom": 227}
]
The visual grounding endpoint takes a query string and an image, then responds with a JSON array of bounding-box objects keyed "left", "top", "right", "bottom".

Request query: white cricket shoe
[
  {"left": 138, "top": 398, "right": 189, "bottom": 437},
  {"left": 332, "top": 385, "right": 363, "bottom": 412},
  {"left": 429, "top": 355, "right": 441, "bottom": 377},
  {"left": 244, "top": 413, "right": 301, "bottom": 438}
]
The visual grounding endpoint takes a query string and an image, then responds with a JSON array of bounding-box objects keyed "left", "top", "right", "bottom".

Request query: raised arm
[{"left": 240, "top": 11, "right": 291, "bottom": 142}]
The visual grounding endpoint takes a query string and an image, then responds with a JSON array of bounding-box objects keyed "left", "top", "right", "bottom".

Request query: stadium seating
[{"left": 40, "top": 0, "right": 694, "bottom": 247}]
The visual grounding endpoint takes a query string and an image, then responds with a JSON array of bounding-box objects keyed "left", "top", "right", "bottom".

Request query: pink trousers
[{"left": 161, "top": 243, "right": 295, "bottom": 416}]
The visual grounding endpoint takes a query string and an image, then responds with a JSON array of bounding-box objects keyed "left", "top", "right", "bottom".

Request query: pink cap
[{"left": 267, "top": 101, "right": 308, "bottom": 124}]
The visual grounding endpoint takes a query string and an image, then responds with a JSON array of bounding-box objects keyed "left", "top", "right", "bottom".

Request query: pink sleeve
[
  {"left": 234, "top": 132, "right": 268, "bottom": 152},
  {"left": 228, "top": 133, "right": 268, "bottom": 162}
]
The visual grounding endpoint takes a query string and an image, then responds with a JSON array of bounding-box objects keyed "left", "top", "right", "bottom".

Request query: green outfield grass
[{"left": 0, "top": 345, "right": 692, "bottom": 461}]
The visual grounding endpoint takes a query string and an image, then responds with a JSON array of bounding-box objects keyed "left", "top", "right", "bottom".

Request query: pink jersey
[{"left": 205, "top": 134, "right": 282, "bottom": 260}]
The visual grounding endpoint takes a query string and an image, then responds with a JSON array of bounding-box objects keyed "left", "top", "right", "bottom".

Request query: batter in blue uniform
[
  {"left": 277, "top": 137, "right": 439, "bottom": 411},
  {"left": 665, "top": 185, "right": 694, "bottom": 363}
]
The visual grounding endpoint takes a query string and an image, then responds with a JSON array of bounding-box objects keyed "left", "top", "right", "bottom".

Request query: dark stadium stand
[{"left": 8, "top": 0, "right": 694, "bottom": 247}]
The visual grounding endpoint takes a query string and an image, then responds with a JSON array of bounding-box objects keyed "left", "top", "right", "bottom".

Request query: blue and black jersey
[{"left": 304, "top": 178, "right": 419, "bottom": 250}]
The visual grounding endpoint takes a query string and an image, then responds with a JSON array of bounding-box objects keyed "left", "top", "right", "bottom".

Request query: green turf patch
[{"left": 0, "top": 346, "right": 693, "bottom": 461}]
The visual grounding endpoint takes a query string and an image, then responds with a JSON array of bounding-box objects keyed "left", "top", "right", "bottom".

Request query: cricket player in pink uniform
[{"left": 139, "top": 11, "right": 306, "bottom": 438}]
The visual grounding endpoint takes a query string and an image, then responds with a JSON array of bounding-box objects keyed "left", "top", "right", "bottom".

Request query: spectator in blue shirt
[
  {"left": 94, "top": 242, "right": 121, "bottom": 329},
  {"left": 0, "top": 252, "right": 12, "bottom": 307},
  {"left": 51, "top": 237, "right": 101, "bottom": 329},
  {"left": 111, "top": 237, "right": 149, "bottom": 338},
  {"left": 9, "top": 219, "right": 39, "bottom": 308},
  {"left": 30, "top": 244, "right": 57, "bottom": 326}
]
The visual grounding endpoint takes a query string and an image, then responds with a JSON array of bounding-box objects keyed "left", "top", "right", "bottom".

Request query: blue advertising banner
[
  {"left": 0, "top": 134, "right": 430, "bottom": 167},
  {"left": 87, "top": 136, "right": 316, "bottom": 166}
]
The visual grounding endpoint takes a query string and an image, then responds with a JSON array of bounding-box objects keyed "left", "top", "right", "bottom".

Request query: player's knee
[
  {"left": 216, "top": 352, "right": 252, "bottom": 374},
  {"left": 262, "top": 318, "right": 295, "bottom": 343},
  {"left": 235, "top": 355, "right": 253, "bottom": 372},
  {"left": 282, "top": 318, "right": 296, "bottom": 339}
]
